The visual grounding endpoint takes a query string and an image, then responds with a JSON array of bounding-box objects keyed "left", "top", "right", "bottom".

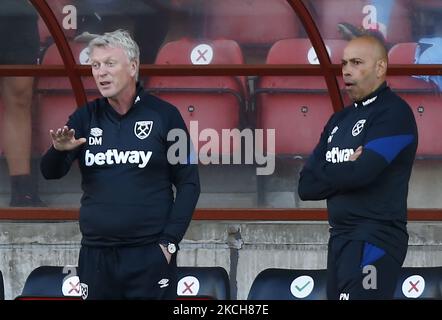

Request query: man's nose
[{"left": 96, "top": 65, "right": 108, "bottom": 77}]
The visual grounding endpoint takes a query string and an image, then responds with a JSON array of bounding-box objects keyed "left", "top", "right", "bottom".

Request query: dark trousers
[
  {"left": 78, "top": 243, "right": 177, "bottom": 300},
  {"left": 327, "top": 236, "right": 402, "bottom": 300}
]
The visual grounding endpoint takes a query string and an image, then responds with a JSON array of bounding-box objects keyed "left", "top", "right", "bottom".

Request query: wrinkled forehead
[
  {"left": 89, "top": 45, "right": 128, "bottom": 61},
  {"left": 343, "top": 40, "right": 374, "bottom": 61}
]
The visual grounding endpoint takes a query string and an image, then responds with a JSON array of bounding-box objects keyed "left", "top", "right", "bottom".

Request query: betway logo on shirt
[
  {"left": 325, "top": 147, "right": 355, "bottom": 163},
  {"left": 85, "top": 149, "right": 152, "bottom": 168}
]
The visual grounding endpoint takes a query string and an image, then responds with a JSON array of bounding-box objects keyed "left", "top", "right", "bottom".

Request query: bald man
[{"left": 298, "top": 36, "right": 418, "bottom": 300}]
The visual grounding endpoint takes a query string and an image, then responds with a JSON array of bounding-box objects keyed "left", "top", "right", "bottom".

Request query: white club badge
[{"left": 352, "top": 119, "right": 366, "bottom": 137}]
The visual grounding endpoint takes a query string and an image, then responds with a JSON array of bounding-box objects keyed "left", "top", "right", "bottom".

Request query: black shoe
[
  {"left": 337, "top": 22, "right": 364, "bottom": 40},
  {"left": 10, "top": 194, "right": 47, "bottom": 207}
]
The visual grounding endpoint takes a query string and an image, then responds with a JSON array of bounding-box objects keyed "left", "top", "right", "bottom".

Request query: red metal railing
[{"left": 0, "top": 0, "right": 441, "bottom": 221}]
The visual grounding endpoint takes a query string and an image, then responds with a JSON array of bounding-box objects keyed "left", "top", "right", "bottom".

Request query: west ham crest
[{"left": 134, "top": 121, "right": 153, "bottom": 140}]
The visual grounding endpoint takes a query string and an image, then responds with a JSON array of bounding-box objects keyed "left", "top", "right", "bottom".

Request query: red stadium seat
[
  {"left": 315, "top": 0, "right": 413, "bottom": 44},
  {"left": 255, "top": 38, "right": 347, "bottom": 156},
  {"left": 203, "top": 0, "right": 300, "bottom": 48},
  {"left": 37, "top": 0, "right": 75, "bottom": 50},
  {"left": 35, "top": 41, "right": 97, "bottom": 154},
  {"left": 388, "top": 42, "right": 442, "bottom": 158},
  {"left": 146, "top": 38, "right": 247, "bottom": 156}
]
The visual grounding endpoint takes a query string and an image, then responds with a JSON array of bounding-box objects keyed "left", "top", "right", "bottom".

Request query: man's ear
[
  {"left": 376, "top": 58, "right": 387, "bottom": 78},
  {"left": 130, "top": 60, "right": 138, "bottom": 78}
]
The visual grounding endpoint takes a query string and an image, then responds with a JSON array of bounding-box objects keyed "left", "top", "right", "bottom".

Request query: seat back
[
  {"left": 177, "top": 266, "right": 230, "bottom": 300},
  {"left": 37, "top": 0, "right": 76, "bottom": 51},
  {"left": 315, "top": 0, "right": 413, "bottom": 44},
  {"left": 35, "top": 41, "right": 97, "bottom": 153},
  {"left": 394, "top": 266, "right": 442, "bottom": 299},
  {"left": 0, "top": 99, "right": 3, "bottom": 155},
  {"left": 0, "top": 269, "right": 4, "bottom": 300},
  {"left": 16, "top": 266, "right": 82, "bottom": 300},
  {"left": 247, "top": 268, "right": 327, "bottom": 300},
  {"left": 388, "top": 42, "right": 442, "bottom": 158},
  {"left": 203, "top": 0, "right": 300, "bottom": 48},
  {"left": 147, "top": 38, "right": 247, "bottom": 156},
  {"left": 255, "top": 38, "right": 346, "bottom": 156}
]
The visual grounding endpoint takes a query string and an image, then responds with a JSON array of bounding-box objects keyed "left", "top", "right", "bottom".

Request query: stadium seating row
[
  {"left": 1, "top": 38, "right": 440, "bottom": 159},
  {"left": 37, "top": 0, "right": 431, "bottom": 50},
  {"left": 4, "top": 265, "right": 442, "bottom": 300},
  {"left": 13, "top": 266, "right": 230, "bottom": 300}
]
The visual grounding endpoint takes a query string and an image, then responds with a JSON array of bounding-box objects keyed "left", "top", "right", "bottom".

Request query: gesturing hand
[
  {"left": 50, "top": 126, "right": 87, "bottom": 151},
  {"left": 350, "top": 145, "right": 363, "bottom": 161}
]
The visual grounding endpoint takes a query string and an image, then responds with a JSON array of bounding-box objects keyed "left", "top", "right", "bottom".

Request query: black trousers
[
  {"left": 78, "top": 243, "right": 177, "bottom": 300},
  {"left": 327, "top": 236, "right": 402, "bottom": 300}
]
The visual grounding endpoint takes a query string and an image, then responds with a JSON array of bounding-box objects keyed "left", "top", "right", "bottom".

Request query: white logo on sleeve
[
  {"left": 352, "top": 119, "right": 366, "bottom": 136},
  {"left": 328, "top": 126, "right": 339, "bottom": 143},
  {"left": 134, "top": 121, "right": 153, "bottom": 140},
  {"left": 177, "top": 276, "right": 200, "bottom": 296},
  {"left": 191, "top": 44, "right": 213, "bottom": 65},
  {"left": 402, "top": 275, "right": 425, "bottom": 298},
  {"left": 290, "top": 275, "right": 314, "bottom": 298}
]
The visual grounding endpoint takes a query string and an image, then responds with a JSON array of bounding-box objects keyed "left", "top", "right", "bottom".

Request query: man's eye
[
  {"left": 106, "top": 62, "right": 115, "bottom": 67},
  {"left": 92, "top": 63, "right": 100, "bottom": 69}
]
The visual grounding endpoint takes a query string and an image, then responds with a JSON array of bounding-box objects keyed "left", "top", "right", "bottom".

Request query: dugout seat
[
  {"left": 0, "top": 269, "right": 4, "bottom": 300},
  {"left": 16, "top": 265, "right": 230, "bottom": 300},
  {"left": 394, "top": 266, "right": 442, "bottom": 299},
  {"left": 388, "top": 42, "right": 442, "bottom": 158},
  {"left": 146, "top": 38, "right": 247, "bottom": 156},
  {"left": 202, "top": 0, "right": 300, "bottom": 49},
  {"left": 35, "top": 41, "right": 97, "bottom": 154},
  {"left": 254, "top": 38, "right": 346, "bottom": 156},
  {"left": 176, "top": 266, "right": 230, "bottom": 300},
  {"left": 0, "top": 100, "right": 3, "bottom": 155},
  {"left": 16, "top": 266, "right": 82, "bottom": 300},
  {"left": 314, "top": 0, "right": 413, "bottom": 44},
  {"left": 37, "top": 0, "right": 75, "bottom": 54},
  {"left": 247, "top": 268, "right": 327, "bottom": 300}
]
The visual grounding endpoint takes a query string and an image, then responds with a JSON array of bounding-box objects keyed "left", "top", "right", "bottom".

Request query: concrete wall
[{"left": 1, "top": 220, "right": 441, "bottom": 300}]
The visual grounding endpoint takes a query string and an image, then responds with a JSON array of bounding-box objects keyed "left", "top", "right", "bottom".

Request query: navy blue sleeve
[
  {"left": 40, "top": 108, "right": 85, "bottom": 179},
  {"left": 313, "top": 104, "right": 417, "bottom": 190},
  {"left": 298, "top": 115, "right": 340, "bottom": 200},
  {"left": 160, "top": 108, "right": 200, "bottom": 244}
]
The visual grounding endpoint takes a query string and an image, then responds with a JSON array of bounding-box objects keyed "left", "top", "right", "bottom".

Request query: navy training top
[
  {"left": 41, "top": 83, "right": 200, "bottom": 247},
  {"left": 298, "top": 82, "right": 418, "bottom": 263}
]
